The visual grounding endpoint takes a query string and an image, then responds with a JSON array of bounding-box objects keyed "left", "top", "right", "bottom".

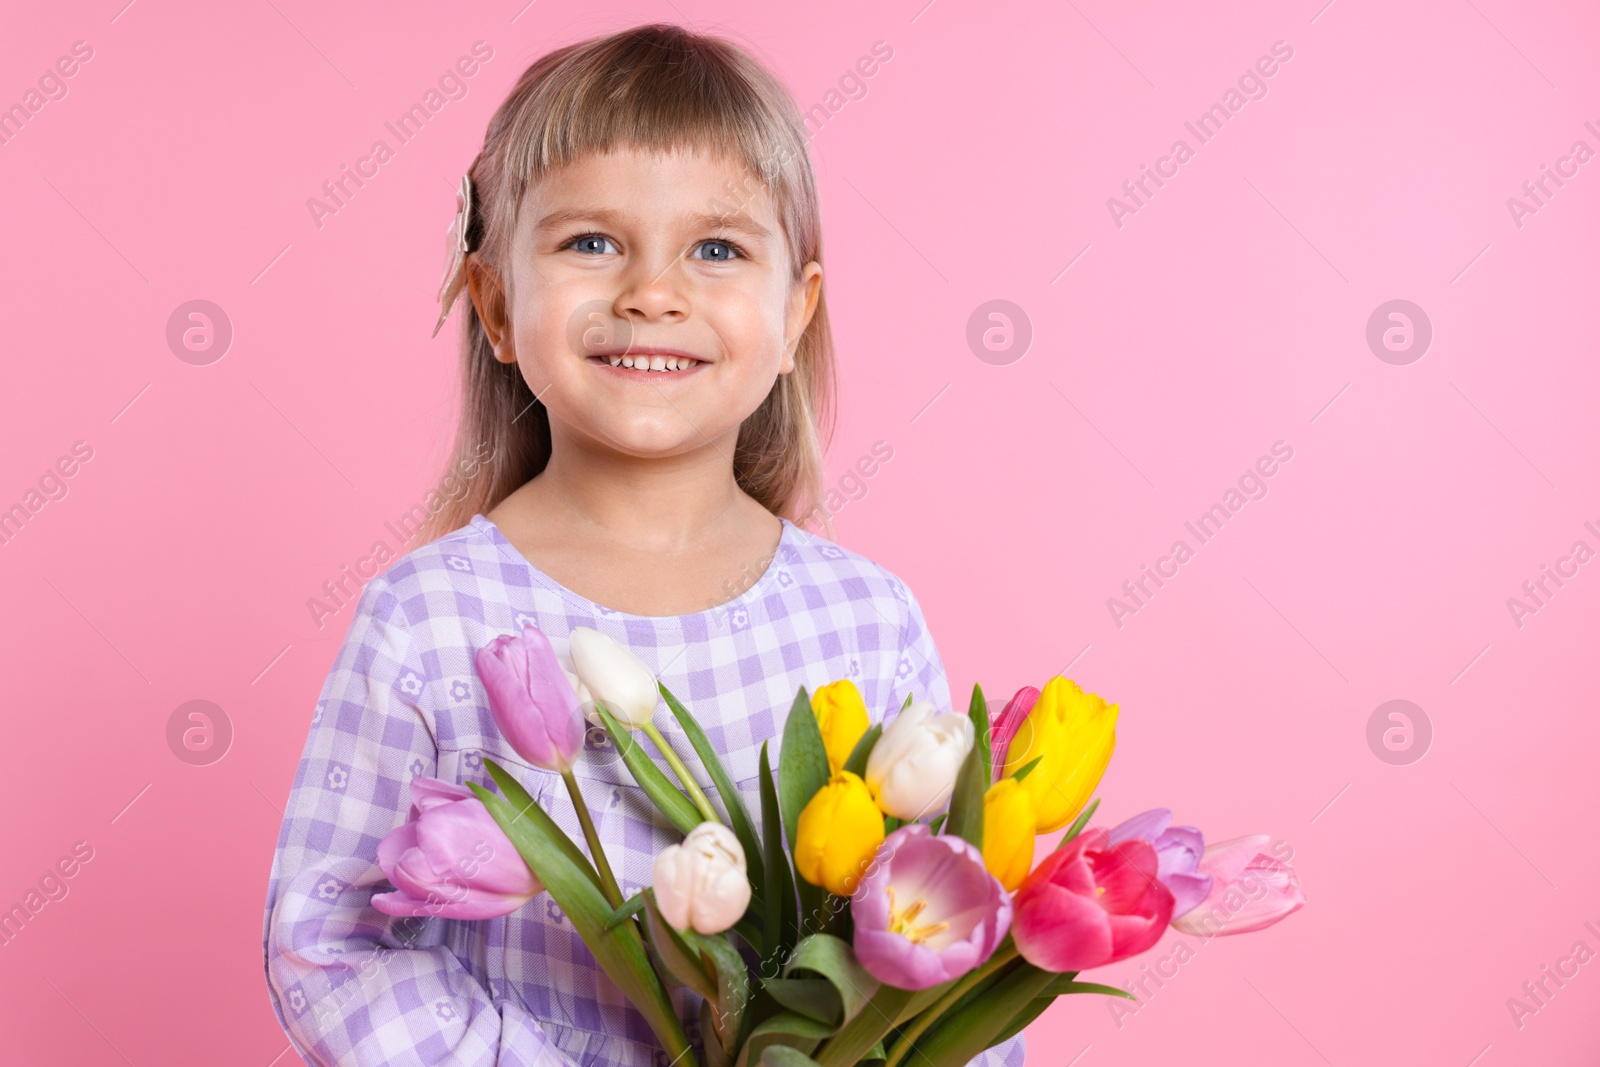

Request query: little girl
[{"left": 263, "top": 24, "right": 1027, "bottom": 1067}]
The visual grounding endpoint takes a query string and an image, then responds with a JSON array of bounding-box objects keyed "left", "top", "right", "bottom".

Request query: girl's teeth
[{"left": 603, "top": 354, "right": 698, "bottom": 371}]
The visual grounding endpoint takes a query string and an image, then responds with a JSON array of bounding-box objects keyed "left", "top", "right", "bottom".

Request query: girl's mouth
[{"left": 587, "top": 352, "right": 707, "bottom": 377}]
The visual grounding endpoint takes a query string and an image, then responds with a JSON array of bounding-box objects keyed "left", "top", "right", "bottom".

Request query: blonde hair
[{"left": 411, "top": 23, "right": 837, "bottom": 548}]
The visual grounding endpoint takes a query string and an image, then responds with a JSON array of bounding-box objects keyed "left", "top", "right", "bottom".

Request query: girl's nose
[{"left": 614, "top": 257, "right": 688, "bottom": 323}]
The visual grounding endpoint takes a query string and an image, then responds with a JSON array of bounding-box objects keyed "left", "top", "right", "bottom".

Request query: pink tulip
[
  {"left": 1011, "top": 828, "right": 1174, "bottom": 972},
  {"left": 372, "top": 778, "right": 542, "bottom": 919},
  {"left": 989, "top": 685, "right": 1040, "bottom": 780},
  {"left": 1170, "top": 834, "right": 1304, "bottom": 938},
  {"left": 852, "top": 824, "right": 1012, "bottom": 990},
  {"left": 475, "top": 624, "right": 586, "bottom": 773}
]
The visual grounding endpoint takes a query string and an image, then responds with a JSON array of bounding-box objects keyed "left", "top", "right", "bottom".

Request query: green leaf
[
  {"left": 1055, "top": 797, "right": 1101, "bottom": 851},
  {"left": 841, "top": 724, "right": 881, "bottom": 778},
  {"left": 661, "top": 681, "right": 766, "bottom": 901},
  {"left": 482, "top": 758, "right": 601, "bottom": 892},
  {"left": 704, "top": 1000, "right": 734, "bottom": 1067},
  {"left": 734, "top": 1011, "right": 833, "bottom": 1067},
  {"left": 597, "top": 704, "right": 703, "bottom": 834},
  {"left": 468, "top": 783, "right": 693, "bottom": 1063},
  {"left": 907, "top": 963, "right": 1055, "bottom": 1067},
  {"left": 1010, "top": 756, "right": 1043, "bottom": 782},
  {"left": 980, "top": 976, "right": 1131, "bottom": 1049},
  {"left": 941, "top": 734, "right": 986, "bottom": 850},
  {"left": 939, "top": 952, "right": 1022, "bottom": 1021},
  {"left": 777, "top": 687, "right": 829, "bottom": 856},
  {"left": 763, "top": 978, "right": 841, "bottom": 1027},
  {"left": 733, "top": 917, "right": 767, "bottom": 957},
  {"left": 812, "top": 985, "right": 914, "bottom": 1067},
  {"left": 796, "top": 881, "right": 827, "bottom": 940},
  {"left": 604, "top": 890, "right": 647, "bottom": 931},
  {"left": 641, "top": 888, "right": 719, "bottom": 1002},
  {"left": 895, "top": 977, "right": 960, "bottom": 1024},
  {"left": 984, "top": 995, "right": 1054, "bottom": 1049},
  {"left": 776, "top": 933, "right": 879, "bottom": 1027},
  {"left": 760, "top": 1048, "right": 825, "bottom": 1067},
  {"left": 901, "top": 692, "right": 914, "bottom": 711},
  {"left": 928, "top": 813, "right": 947, "bottom": 834},
  {"left": 1041, "top": 977, "right": 1136, "bottom": 1000},
  {"left": 967, "top": 682, "right": 992, "bottom": 783},
  {"left": 759, "top": 741, "right": 799, "bottom": 963},
  {"left": 777, "top": 687, "right": 830, "bottom": 937},
  {"left": 687, "top": 928, "right": 753, "bottom": 1056}
]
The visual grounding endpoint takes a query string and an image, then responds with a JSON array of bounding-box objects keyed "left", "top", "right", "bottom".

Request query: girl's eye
[
  {"left": 566, "top": 234, "right": 618, "bottom": 255},
  {"left": 692, "top": 239, "right": 743, "bottom": 262}
]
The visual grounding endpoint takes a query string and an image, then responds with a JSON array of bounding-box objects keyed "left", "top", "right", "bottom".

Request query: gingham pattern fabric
[{"left": 262, "top": 513, "right": 1029, "bottom": 1067}]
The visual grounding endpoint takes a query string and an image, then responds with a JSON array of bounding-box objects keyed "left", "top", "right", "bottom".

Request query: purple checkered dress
[{"left": 263, "top": 513, "right": 1029, "bottom": 1067}]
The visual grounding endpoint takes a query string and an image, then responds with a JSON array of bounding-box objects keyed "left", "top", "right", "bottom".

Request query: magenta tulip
[
  {"left": 475, "top": 624, "right": 586, "bottom": 773},
  {"left": 1107, "top": 809, "right": 1212, "bottom": 918},
  {"left": 372, "top": 778, "right": 542, "bottom": 919},
  {"left": 1011, "top": 829, "right": 1174, "bottom": 972},
  {"left": 851, "top": 824, "right": 1012, "bottom": 990},
  {"left": 1171, "top": 834, "right": 1305, "bottom": 937},
  {"left": 988, "top": 685, "right": 1039, "bottom": 779}
]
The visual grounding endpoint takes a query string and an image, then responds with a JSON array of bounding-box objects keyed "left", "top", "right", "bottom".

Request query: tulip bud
[
  {"left": 864, "top": 701, "right": 974, "bottom": 821},
  {"left": 475, "top": 625, "right": 586, "bottom": 773},
  {"left": 982, "top": 778, "right": 1037, "bottom": 891},
  {"left": 652, "top": 822, "right": 752, "bottom": 934},
  {"left": 812, "top": 680, "right": 869, "bottom": 774},
  {"left": 1170, "top": 835, "right": 1304, "bottom": 937},
  {"left": 569, "top": 626, "right": 659, "bottom": 729},
  {"left": 372, "top": 778, "right": 543, "bottom": 920},
  {"left": 794, "top": 771, "right": 886, "bottom": 896},
  {"left": 1000, "top": 677, "right": 1116, "bottom": 833}
]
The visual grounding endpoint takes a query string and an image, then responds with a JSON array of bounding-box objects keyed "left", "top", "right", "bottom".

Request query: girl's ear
[
  {"left": 466, "top": 255, "right": 515, "bottom": 363},
  {"left": 780, "top": 261, "right": 823, "bottom": 374}
]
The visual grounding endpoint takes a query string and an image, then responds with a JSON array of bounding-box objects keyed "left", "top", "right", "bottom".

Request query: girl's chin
[{"left": 558, "top": 416, "right": 736, "bottom": 459}]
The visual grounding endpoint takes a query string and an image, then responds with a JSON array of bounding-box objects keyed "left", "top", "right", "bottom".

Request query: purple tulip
[
  {"left": 475, "top": 624, "right": 586, "bottom": 773},
  {"left": 851, "top": 824, "right": 1012, "bottom": 990},
  {"left": 372, "top": 778, "right": 543, "bottom": 919},
  {"left": 1107, "top": 808, "right": 1213, "bottom": 919}
]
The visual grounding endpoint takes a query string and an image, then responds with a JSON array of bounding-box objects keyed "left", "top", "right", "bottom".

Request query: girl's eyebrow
[{"left": 534, "top": 206, "right": 771, "bottom": 241}]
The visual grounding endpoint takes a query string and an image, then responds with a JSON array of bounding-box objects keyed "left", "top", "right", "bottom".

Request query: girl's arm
[
  {"left": 262, "top": 575, "right": 574, "bottom": 1067},
  {"left": 895, "top": 581, "right": 1029, "bottom": 1067}
]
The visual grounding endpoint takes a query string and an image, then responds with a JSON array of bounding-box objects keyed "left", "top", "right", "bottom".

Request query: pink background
[{"left": 2, "top": 0, "right": 1597, "bottom": 1063}]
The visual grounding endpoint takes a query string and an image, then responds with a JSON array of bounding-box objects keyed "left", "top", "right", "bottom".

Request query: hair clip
[{"left": 432, "top": 173, "right": 474, "bottom": 338}]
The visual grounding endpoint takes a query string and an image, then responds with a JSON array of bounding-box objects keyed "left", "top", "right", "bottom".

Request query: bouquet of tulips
[{"left": 372, "top": 625, "right": 1304, "bottom": 1067}]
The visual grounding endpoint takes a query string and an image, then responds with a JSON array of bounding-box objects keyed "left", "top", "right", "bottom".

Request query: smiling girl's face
[{"left": 472, "top": 145, "right": 822, "bottom": 462}]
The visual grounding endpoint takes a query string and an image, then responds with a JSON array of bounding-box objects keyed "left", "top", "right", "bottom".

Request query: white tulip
[
  {"left": 569, "top": 626, "right": 659, "bottom": 729},
  {"left": 652, "top": 822, "right": 752, "bottom": 935},
  {"left": 864, "top": 700, "right": 975, "bottom": 820}
]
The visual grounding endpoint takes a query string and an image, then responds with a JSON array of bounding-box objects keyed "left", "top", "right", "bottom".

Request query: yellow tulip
[
  {"left": 794, "top": 771, "right": 885, "bottom": 896},
  {"left": 1000, "top": 676, "right": 1117, "bottom": 833},
  {"left": 982, "top": 778, "right": 1037, "bottom": 891},
  {"left": 811, "top": 680, "right": 869, "bottom": 775}
]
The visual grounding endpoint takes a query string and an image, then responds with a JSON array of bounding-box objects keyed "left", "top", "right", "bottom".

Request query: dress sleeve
[
  {"left": 262, "top": 575, "right": 575, "bottom": 1067},
  {"left": 969, "top": 1033, "right": 1028, "bottom": 1067},
  {"left": 891, "top": 580, "right": 954, "bottom": 717}
]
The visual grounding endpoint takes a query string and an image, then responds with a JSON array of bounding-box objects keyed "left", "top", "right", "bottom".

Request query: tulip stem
[
  {"left": 640, "top": 721, "right": 722, "bottom": 826},
  {"left": 561, "top": 769, "right": 624, "bottom": 910},
  {"left": 882, "top": 942, "right": 1021, "bottom": 1067}
]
